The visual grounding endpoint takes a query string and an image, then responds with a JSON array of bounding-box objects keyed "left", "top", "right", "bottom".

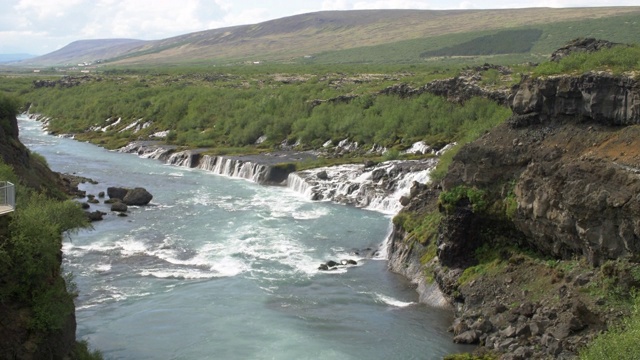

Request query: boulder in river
[
  {"left": 111, "top": 202, "right": 128, "bottom": 213},
  {"left": 107, "top": 187, "right": 128, "bottom": 200},
  {"left": 123, "top": 188, "right": 153, "bottom": 205},
  {"left": 85, "top": 210, "right": 106, "bottom": 222},
  {"left": 107, "top": 186, "right": 153, "bottom": 205},
  {"left": 318, "top": 259, "right": 358, "bottom": 271}
]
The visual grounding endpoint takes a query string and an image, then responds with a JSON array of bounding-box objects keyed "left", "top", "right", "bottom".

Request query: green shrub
[
  {"left": 73, "top": 340, "right": 105, "bottom": 360},
  {"left": 439, "top": 186, "right": 488, "bottom": 213},
  {"left": 580, "top": 294, "right": 640, "bottom": 360},
  {"left": 534, "top": 44, "right": 640, "bottom": 76},
  {"left": 0, "top": 166, "right": 89, "bottom": 330}
]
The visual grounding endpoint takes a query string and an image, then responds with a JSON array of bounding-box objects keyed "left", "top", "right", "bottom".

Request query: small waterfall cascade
[
  {"left": 119, "top": 142, "right": 175, "bottom": 162},
  {"left": 198, "top": 155, "right": 270, "bottom": 183},
  {"left": 166, "top": 151, "right": 195, "bottom": 167},
  {"left": 286, "top": 159, "right": 438, "bottom": 215}
]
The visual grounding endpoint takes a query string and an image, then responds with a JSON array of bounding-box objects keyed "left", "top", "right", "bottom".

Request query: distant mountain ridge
[
  {"left": 0, "top": 53, "right": 36, "bottom": 63},
  {"left": 22, "top": 39, "right": 148, "bottom": 65},
  {"left": 18, "top": 7, "right": 640, "bottom": 66}
]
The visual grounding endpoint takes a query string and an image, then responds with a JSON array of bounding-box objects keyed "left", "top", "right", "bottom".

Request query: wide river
[{"left": 19, "top": 115, "right": 470, "bottom": 359}]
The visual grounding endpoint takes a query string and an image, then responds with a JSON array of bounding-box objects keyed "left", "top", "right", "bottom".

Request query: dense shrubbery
[
  {"left": 21, "top": 70, "right": 511, "bottom": 153},
  {"left": 0, "top": 161, "right": 89, "bottom": 330},
  {"left": 579, "top": 294, "right": 640, "bottom": 359},
  {"left": 534, "top": 44, "right": 640, "bottom": 76}
]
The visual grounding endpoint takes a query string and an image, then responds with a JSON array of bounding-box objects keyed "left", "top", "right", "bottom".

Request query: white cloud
[
  {"left": 214, "top": 0, "right": 233, "bottom": 12},
  {"left": 210, "top": 7, "right": 271, "bottom": 29},
  {"left": 353, "top": 0, "right": 432, "bottom": 9},
  {"left": 321, "top": 0, "right": 351, "bottom": 10},
  {"left": 14, "top": 0, "right": 84, "bottom": 19},
  {"left": 1, "top": 0, "right": 639, "bottom": 54}
]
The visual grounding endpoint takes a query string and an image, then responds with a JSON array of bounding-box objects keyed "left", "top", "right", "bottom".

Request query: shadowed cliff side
[
  {"left": 0, "top": 95, "right": 70, "bottom": 199},
  {"left": 389, "top": 69, "right": 640, "bottom": 358},
  {"left": 0, "top": 93, "right": 95, "bottom": 359}
]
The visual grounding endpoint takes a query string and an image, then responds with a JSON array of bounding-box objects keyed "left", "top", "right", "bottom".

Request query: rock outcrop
[
  {"left": 510, "top": 73, "right": 639, "bottom": 128},
  {"left": 388, "top": 71, "right": 640, "bottom": 358},
  {"left": 379, "top": 64, "right": 512, "bottom": 106},
  {"left": 550, "top": 38, "right": 619, "bottom": 62}
]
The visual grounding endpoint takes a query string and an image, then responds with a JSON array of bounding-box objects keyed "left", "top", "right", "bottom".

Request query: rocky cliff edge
[{"left": 389, "top": 71, "right": 640, "bottom": 358}]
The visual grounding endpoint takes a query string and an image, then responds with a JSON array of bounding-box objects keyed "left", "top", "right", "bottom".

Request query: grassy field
[{"left": 307, "top": 12, "right": 640, "bottom": 65}]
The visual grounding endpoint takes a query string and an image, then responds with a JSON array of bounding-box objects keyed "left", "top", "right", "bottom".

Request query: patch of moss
[{"left": 439, "top": 185, "right": 488, "bottom": 213}]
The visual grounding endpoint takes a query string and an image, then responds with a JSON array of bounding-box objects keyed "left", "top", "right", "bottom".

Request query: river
[{"left": 18, "top": 115, "right": 470, "bottom": 359}]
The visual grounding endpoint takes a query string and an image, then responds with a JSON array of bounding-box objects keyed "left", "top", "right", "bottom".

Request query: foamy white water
[{"left": 18, "top": 115, "right": 471, "bottom": 360}]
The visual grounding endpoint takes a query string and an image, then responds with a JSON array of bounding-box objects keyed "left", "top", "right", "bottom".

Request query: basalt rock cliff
[
  {"left": 449, "top": 72, "right": 640, "bottom": 266},
  {"left": 389, "top": 71, "right": 640, "bottom": 358}
]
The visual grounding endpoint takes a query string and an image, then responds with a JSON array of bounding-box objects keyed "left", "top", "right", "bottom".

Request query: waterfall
[
  {"left": 167, "top": 151, "right": 195, "bottom": 167},
  {"left": 286, "top": 172, "right": 316, "bottom": 199},
  {"left": 120, "top": 143, "right": 275, "bottom": 185},
  {"left": 366, "top": 166, "right": 433, "bottom": 214},
  {"left": 285, "top": 159, "right": 438, "bottom": 215},
  {"left": 197, "top": 155, "right": 270, "bottom": 183}
]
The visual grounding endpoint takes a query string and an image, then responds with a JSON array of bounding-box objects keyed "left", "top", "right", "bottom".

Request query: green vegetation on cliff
[
  {"left": 0, "top": 95, "right": 98, "bottom": 358},
  {"left": 580, "top": 294, "right": 640, "bottom": 360}
]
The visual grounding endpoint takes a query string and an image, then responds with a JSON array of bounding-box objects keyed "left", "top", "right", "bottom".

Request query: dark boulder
[
  {"left": 453, "top": 330, "right": 480, "bottom": 344},
  {"left": 111, "top": 202, "right": 128, "bottom": 213},
  {"left": 316, "top": 170, "right": 329, "bottom": 180},
  {"left": 107, "top": 186, "right": 153, "bottom": 205},
  {"left": 123, "top": 188, "right": 153, "bottom": 205},
  {"left": 318, "top": 259, "right": 358, "bottom": 271},
  {"left": 107, "top": 187, "right": 128, "bottom": 200},
  {"left": 371, "top": 168, "right": 386, "bottom": 182},
  {"left": 85, "top": 210, "right": 105, "bottom": 222}
]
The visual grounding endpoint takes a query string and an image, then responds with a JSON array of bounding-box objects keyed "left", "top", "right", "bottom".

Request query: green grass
[
  {"left": 457, "top": 244, "right": 506, "bottom": 286},
  {"left": 73, "top": 340, "right": 104, "bottom": 360},
  {"left": 420, "top": 29, "right": 543, "bottom": 58},
  {"left": 439, "top": 185, "right": 488, "bottom": 213},
  {"left": 306, "top": 12, "right": 640, "bottom": 65},
  {"left": 580, "top": 294, "right": 640, "bottom": 360},
  {"left": 534, "top": 44, "right": 640, "bottom": 76}
]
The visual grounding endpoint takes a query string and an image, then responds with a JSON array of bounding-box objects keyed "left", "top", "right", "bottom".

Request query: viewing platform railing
[{"left": 0, "top": 181, "right": 15, "bottom": 215}]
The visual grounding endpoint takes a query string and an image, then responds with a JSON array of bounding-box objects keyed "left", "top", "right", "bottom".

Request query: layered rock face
[
  {"left": 465, "top": 73, "right": 640, "bottom": 266},
  {"left": 510, "top": 73, "right": 640, "bottom": 127},
  {"left": 390, "top": 72, "right": 640, "bottom": 358}
]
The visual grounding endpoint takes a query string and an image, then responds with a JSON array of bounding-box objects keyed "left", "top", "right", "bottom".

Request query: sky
[{"left": 1, "top": 0, "right": 637, "bottom": 55}]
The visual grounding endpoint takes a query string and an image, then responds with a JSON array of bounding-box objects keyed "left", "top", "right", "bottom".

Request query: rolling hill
[{"left": 19, "top": 7, "right": 640, "bottom": 67}]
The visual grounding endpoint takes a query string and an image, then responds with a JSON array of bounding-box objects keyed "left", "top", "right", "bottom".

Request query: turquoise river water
[{"left": 18, "top": 115, "right": 471, "bottom": 359}]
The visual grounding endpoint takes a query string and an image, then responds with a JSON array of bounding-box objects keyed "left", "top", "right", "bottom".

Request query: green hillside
[
  {"left": 306, "top": 12, "right": 640, "bottom": 65},
  {"left": 14, "top": 7, "right": 640, "bottom": 67}
]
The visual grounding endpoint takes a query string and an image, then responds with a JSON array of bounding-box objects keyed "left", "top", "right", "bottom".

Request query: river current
[{"left": 18, "top": 115, "right": 470, "bottom": 359}]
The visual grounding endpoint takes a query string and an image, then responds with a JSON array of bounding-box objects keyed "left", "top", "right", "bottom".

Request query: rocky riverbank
[{"left": 388, "top": 70, "right": 640, "bottom": 358}]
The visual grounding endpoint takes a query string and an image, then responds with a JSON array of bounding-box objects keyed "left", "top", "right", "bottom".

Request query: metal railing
[{"left": 0, "top": 181, "right": 15, "bottom": 215}]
